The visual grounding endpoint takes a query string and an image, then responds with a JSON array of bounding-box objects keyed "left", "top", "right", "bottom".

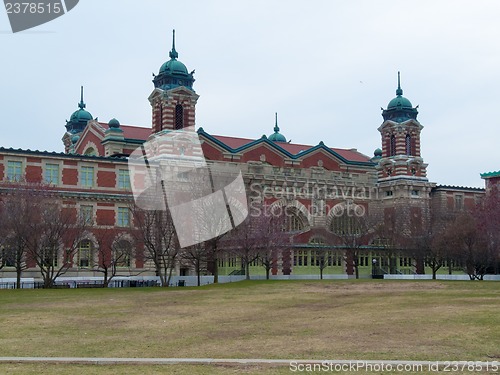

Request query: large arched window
[
  {"left": 175, "top": 104, "right": 184, "bottom": 130},
  {"left": 285, "top": 208, "right": 304, "bottom": 232},
  {"left": 405, "top": 134, "right": 412, "bottom": 155},
  {"left": 330, "top": 214, "right": 362, "bottom": 236},
  {"left": 390, "top": 135, "right": 396, "bottom": 156}
]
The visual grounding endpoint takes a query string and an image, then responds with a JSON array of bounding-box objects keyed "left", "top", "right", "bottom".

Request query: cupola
[
  {"left": 65, "top": 86, "right": 93, "bottom": 134},
  {"left": 153, "top": 30, "right": 195, "bottom": 91},
  {"left": 268, "top": 113, "right": 287, "bottom": 142},
  {"left": 382, "top": 72, "right": 418, "bottom": 123}
]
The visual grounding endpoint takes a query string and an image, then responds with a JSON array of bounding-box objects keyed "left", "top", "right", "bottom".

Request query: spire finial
[
  {"left": 78, "top": 86, "right": 86, "bottom": 109},
  {"left": 396, "top": 71, "right": 403, "bottom": 96},
  {"left": 274, "top": 112, "right": 280, "bottom": 132},
  {"left": 169, "top": 29, "right": 178, "bottom": 60}
]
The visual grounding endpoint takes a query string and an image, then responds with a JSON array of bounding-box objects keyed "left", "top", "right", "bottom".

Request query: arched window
[
  {"left": 330, "top": 214, "right": 362, "bottom": 236},
  {"left": 84, "top": 147, "right": 96, "bottom": 156},
  {"left": 390, "top": 135, "right": 396, "bottom": 156},
  {"left": 285, "top": 208, "right": 304, "bottom": 232},
  {"left": 175, "top": 104, "right": 184, "bottom": 130},
  {"left": 78, "top": 240, "right": 93, "bottom": 268},
  {"left": 405, "top": 134, "right": 412, "bottom": 155}
]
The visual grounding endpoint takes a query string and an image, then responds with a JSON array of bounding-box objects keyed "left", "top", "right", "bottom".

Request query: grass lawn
[{"left": 0, "top": 280, "right": 499, "bottom": 374}]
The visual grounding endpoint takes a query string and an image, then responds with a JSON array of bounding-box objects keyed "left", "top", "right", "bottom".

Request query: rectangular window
[
  {"left": 117, "top": 207, "right": 130, "bottom": 227},
  {"left": 78, "top": 240, "right": 92, "bottom": 268},
  {"left": 44, "top": 163, "right": 60, "bottom": 185},
  {"left": 311, "top": 251, "right": 317, "bottom": 266},
  {"left": 1, "top": 248, "right": 15, "bottom": 267},
  {"left": 114, "top": 241, "right": 132, "bottom": 268},
  {"left": 454, "top": 195, "right": 464, "bottom": 210},
  {"left": 80, "top": 166, "right": 94, "bottom": 187},
  {"left": 357, "top": 256, "right": 369, "bottom": 267},
  {"left": 80, "top": 205, "right": 94, "bottom": 225},
  {"left": 42, "top": 247, "right": 58, "bottom": 267},
  {"left": 7, "top": 161, "right": 23, "bottom": 181},
  {"left": 118, "top": 169, "right": 131, "bottom": 189}
]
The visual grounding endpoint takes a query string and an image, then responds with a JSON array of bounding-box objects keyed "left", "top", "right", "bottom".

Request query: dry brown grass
[{"left": 0, "top": 280, "right": 499, "bottom": 371}]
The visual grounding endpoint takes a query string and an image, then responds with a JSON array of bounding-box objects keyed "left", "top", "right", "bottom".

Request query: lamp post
[{"left": 372, "top": 258, "right": 377, "bottom": 279}]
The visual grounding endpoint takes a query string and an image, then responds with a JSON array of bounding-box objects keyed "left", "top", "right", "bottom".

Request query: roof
[
  {"left": 480, "top": 170, "right": 500, "bottom": 179},
  {"left": 98, "top": 122, "right": 151, "bottom": 141},
  {"left": 210, "top": 135, "right": 371, "bottom": 163},
  {"left": 433, "top": 185, "right": 485, "bottom": 193},
  {"left": 0, "top": 147, "right": 128, "bottom": 163}
]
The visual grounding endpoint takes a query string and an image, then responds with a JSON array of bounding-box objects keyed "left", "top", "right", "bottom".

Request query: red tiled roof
[
  {"left": 211, "top": 135, "right": 371, "bottom": 163},
  {"left": 93, "top": 122, "right": 370, "bottom": 163},
  {"left": 99, "top": 122, "right": 151, "bottom": 140}
]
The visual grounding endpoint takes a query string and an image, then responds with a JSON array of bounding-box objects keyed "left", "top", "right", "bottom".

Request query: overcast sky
[{"left": 1, "top": 0, "right": 499, "bottom": 187}]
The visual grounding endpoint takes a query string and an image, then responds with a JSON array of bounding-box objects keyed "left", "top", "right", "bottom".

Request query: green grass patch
[{"left": 0, "top": 280, "right": 499, "bottom": 371}]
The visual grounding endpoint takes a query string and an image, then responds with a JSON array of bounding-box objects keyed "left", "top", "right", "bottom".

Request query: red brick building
[{"left": 0, "top": 34, "right": 488, "bottom": 281}]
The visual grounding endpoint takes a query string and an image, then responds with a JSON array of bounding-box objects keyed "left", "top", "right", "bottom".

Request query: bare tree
[
  {"left": 25, "top": 198, "right": 87, "bottom": 288},
  {"left": 224, "top": 214, "right": 263, "bottom": 280},
  {"left": 0, "top": 182, "right": 87, "bottom": 288},
  {"left": 258, "top": 207, "right": 290, "bottom": 280},
  {"left": 331, "top": 203, "right": 372, "bottom": 279},
  {"left": 447, "top": 212, "right": 493, "bottom": 280},
  {"left": 83, "top": 229, "right": 136, "bottom": 287},
  {"left": 133, "top": 207, "right": 179, "bottom": 287},
  {"left": 181, "top": 243, "right": 208, "bottom": 286},
  {"left": 0, "top": 182, "right": 32, "bottom": 287}
]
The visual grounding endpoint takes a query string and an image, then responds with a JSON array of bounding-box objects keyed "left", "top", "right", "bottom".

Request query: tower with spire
[
  {"left": 62, "top": 86, "right": 94, "bottom": 153},
  {"left": 374, "top": 73, "right": 435, "bottom": 251},
  {"left": 377, "top": 72, "right": 427, "bottom": 180},
  {"left": 65, "top": 86, "right": 93, "bottom": 135},
  {"left": 149, "top": 30, "right": 199, "bottom": 134}
]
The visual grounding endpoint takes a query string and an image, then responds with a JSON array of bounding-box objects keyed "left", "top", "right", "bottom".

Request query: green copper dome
[
  {"left": 159, "top": 59, "right": 189, "bottom": 76},
  {"left": 387, "top": 95, "right": 413, "bottom": 109},
  {"left": 70, "top": 107, "right": 93, "bottom": 122},
  {"left": 153, "top": 30, "right": 195, "bottom": 91},
  {"left": 382, "top": 72, "right": 418, "bottom": 123},
  {"left": 108, "top": 118, "right": 121, "bottom": 128},
  {"left": 268, "top": 132, "right": 287, "bottom": 142},
  {"left": 268, "top": 113, "right": 287, "bottom": 142},
  {"left": 65, "top": 87, "right": 93, "bottom": 134}
]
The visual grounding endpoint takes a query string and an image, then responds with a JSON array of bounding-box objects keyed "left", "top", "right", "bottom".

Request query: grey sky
[{"left": 1, "top": 0, "right": 499, "bottom": 188}]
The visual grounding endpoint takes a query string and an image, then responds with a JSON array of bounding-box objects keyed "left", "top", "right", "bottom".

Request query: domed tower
[
  {"left": 377, "top": 73, "right": 427, "bottom": 180},
  {"left": 65, "top": 86, "right": 93, "bottom": 134},
  {"left": 375, "top": 74, "right": 435, "bottom": 254},
  {"left": 268, "top": 113, "right": 287, "bottom": 142},
  {"left": 149, "top": 30, "right": 199, "bottom": 134},
  {"left": 63, "top": 86, "right": 94, "bottom": 153}
]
